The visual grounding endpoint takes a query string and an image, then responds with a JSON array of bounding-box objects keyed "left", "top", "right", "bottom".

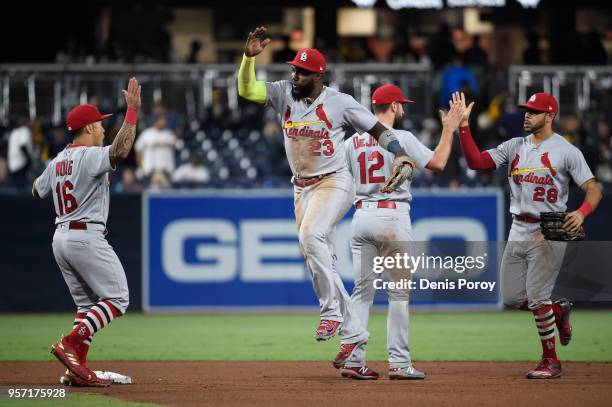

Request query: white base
[{"left": 93, "top": 370, "right": 133, "bottom": 384}]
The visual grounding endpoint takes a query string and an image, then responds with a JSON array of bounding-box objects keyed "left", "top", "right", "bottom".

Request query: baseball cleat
[
  {"left": 60, "top": 370, "right": 111, "bottom": 387},
  {"left": 51, "top": 338, "right": 94, "bottom": 382},
  {"left": 554, "top": 298, "right": 573, "bottom": 346},
  {"left": 315, "top": 320, "right": 341, "bottom": 341},
  {"left": 332, "top": 339, "right": 367, "bottom": 369},
  {"left": 526, "top": 358, "right": 562, "bottom": 379},
  {"left": 389, "top": 365, "right": 426, "bottom": 380},
  {"left": 340, "top": 366, "right": 379, "bottom": 380}
]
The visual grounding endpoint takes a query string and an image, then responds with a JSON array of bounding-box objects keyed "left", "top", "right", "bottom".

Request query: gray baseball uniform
[
  {"left": 487, "top": 133, "right": 594, "bottom": 309},
  {"left": 34, "top": 145, "right": 129, "bottom": 314},
  {"left": 266, "top": 80, "right": 378, "bottom": 343},
  {"left": 344, "top": 129, "right": 433, "bottom": 368}
]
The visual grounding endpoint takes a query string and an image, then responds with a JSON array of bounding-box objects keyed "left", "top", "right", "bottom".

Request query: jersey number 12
[
  {"left": 358, "top": 151, "right": 385, "bottom": 184},
  {"left": 55, "top": 181, "right": 78, "bottom": 215}
]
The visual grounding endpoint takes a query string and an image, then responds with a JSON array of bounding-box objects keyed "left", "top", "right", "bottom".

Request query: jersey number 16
[{"left": 55, "top": 181, "right": 78, "bottom": 215}]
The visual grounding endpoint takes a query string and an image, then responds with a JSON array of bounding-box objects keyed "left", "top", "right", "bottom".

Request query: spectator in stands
[
  {"left": 391, "top": 33, "right": 429, "bottom": 64},
  {"left": 0, "top": 156, "right": 7, "bottom": 184},
  {"left": 186, "top": 39, "right": 202, "bottom": 63},
  {"left": 273, "top": 35, "right": 296, "bottom": 63},
  {"left": 418, "top": 118, "right": 439, "bottom": 149},
  {"left": 438, "top": 54, "right": 478, "bottom": 108},
  {"left": 47, "top": 125, "right": 69, "bottom": 158},
  {"left": 462, "top": 35, "right": 489, "bottom": 69},
  {"left": 113, "top": 168, "right": 143, "bottom": 193},
  {"left": 134, "top": 112, "right": 176, "bottom": 179},
  {"left": 523, "top": 32, "right": 542, "bottom": 65},
  {"left": 592, "top": 119, "right": 612, "bottom": 183},
  {"left": 339, "top": 37, "right": 375, "bottom": 62},
  {"left": 149, "top": 170, "right": 171, "bottom": 190},
  {"left": 172, "top": 153, "right": 210, "bottom": 184},
  {"left": 7, "top": 120, "right": 33, "bottom": 185},
  {"left": 596, "top": 142, "right": 612, "bottom": 183},
  {"left": 428, "top": 23, "right": 456, "bottom": 70},
  {"left": 581, "top": 29, "right": 608, "bottom": 65}
]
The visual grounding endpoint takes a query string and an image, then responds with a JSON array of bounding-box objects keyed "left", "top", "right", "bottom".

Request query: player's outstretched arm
[
  {"left": 110, "top": 77, "right": 141, "bottom": 167},
  {"left": 368, "top": 122, "right": 413, "bottom": 160},
  {"left": 454, "top": 92, "right": 496, "bottom": 170},
  {"left": 426, "top": 93, "right": 464, "bottom": 171},
  {"left": 237, "top": 27, "right": 269, "bottom": 104},
  {"left": 563, "top": 179, "right": 603, "bottom": 233}
]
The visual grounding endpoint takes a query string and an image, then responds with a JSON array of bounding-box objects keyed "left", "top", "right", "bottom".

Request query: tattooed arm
[{"left": 110, "top": 77, "right": 141, "bottom": 167}]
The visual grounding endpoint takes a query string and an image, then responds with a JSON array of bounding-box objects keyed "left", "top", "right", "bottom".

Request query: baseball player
[
  {"left": 32, "top": 78, "right": 141, "bottom": 387},
  {"left": 339, "top": 86, "right": 465, "bottom": 380},
  {"left": 238, "top": 27, "right": 418, "bottom": 365},
  {"left": 456, "top": 91, "right": 603, "bottom": 378}
]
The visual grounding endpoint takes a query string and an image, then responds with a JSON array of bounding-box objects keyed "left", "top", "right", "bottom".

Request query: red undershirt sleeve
[{"left": 458, "top": 126, "right": 496, "bottom": 170}]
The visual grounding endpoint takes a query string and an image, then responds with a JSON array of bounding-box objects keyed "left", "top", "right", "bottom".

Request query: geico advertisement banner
[{"left": 143, "top": 189, "right": 503, "bottom": 311}]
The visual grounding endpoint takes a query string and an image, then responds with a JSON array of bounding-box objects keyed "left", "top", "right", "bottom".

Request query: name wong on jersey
[{"left": 55, "top": 160, "right": 74, "bottom": 176}]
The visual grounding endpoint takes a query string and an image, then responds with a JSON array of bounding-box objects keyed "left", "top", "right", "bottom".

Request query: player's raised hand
[
  {"left": 244, "top": 26, "right": 271, "bottom": 57},
  {"left": 440, "top": 96, "right": 463, "bottom": 131},
  {"left": 122, "top": 77, "right": 141, "bottom": 110},
  {"left": 451, "top": 91, "right": 474, "bottom": 127}
]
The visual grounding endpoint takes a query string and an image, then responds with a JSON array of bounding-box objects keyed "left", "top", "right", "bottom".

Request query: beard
[
  {"left": 393, "top": 111, "right": 403, "bottom": 127},
  {"left": 525, "top": 116, "right": 546, "bottom": 133},
  {"left": 291, "top": 81, "right": 315, "bottom": 101}
]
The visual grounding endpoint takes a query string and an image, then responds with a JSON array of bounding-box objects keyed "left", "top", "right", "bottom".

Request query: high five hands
[
  {"left": 449, "top": 91, "right": 475, "bottom": 127},
  {"left": 440, "top": 92, "right": 468, "bottom": 131}
]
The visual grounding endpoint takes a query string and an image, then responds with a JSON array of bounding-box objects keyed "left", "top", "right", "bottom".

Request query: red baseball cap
[
  {"left": 371, "top": 84, "right": 414, "bottom": 105},
  {"left": 66, "top": 104, "right": 112, "bottom": 131},
  {"left": 518, "top": 92, "right": 558, "bottom": 114},
  {"left": 286, "top": 48, "right": 326, "bottom": 74}
]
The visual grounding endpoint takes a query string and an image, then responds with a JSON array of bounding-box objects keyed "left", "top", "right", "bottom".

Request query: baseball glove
[
  {"left": 540, "top": 212, "right": 585, "bottom": 241},
  {"left": 381, "top": 155, "right": 417, "bottom": 193}
]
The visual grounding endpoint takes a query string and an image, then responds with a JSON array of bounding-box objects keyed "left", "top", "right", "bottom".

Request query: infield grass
[
  {"left": 0, "top": 311, "right": 610, "bottom": 362},
  {"left": 0, "top": 393, "right": 160, "bottom": 407}
]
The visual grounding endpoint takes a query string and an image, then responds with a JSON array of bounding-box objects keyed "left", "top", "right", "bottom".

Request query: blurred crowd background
[{"left": 1, "top": 0, "right": 611, "bottom": 192}]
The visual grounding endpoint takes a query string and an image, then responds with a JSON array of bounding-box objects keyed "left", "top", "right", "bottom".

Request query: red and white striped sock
[
  {"left": 72, "top": 313, "right": 92, "bottom": 366},
  {"left": 66, "top": 301, "right": 122, "bottom": 348},
  {"left": 533, "top": 305, "right": 557, "bottom": 360}
]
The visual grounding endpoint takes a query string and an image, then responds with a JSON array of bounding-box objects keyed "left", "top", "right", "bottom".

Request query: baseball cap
[
  {"left": 286, "top": 48, "right": 326, "bottom": 74},
  {"left": 517, "top": 92, "right": 558, "bottom": 114},
  {"left": 371, "top": 84, "right": 414, "bottom": 105},
  {"left": 66, "top": 104, "right": 112, "bottom": 131}
]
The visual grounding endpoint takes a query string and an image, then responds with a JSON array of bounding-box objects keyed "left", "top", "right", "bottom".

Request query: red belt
[
  {"left": 293, "top": 172, "right": 336, "bottom": 188},
  {"left": 513, "top": 214, "right": 540, "bottom": 223},
  {"left": 356, "top": 201, "right": 397, "bottom": 209},
  {"left": 68, "top": 221, "right": 88, "bottom": 230}
]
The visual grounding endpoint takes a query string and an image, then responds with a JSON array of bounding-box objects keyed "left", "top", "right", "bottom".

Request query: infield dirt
[{"left": 2, "top": 361, "right": 611, "bottom": 406}]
